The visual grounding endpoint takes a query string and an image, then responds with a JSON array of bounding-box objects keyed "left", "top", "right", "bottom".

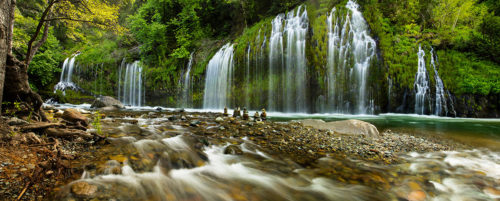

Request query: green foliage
[
  {"left": 2, "top": 101, "right": 22, "bottom": 117},
  {"left": 92, "top": 111, "right": 103, "bottom": 137},
  {"left": 360, "top": 0, "right": 499, "bottom": 96},
  {"left": 438, "top": 50, "right": 500, "bottom": 95},
  {"left": 29, "top": 50, "right": 63, "bottom": 89},
  {"left": 470, "top": 13, "right": 500, "bottom": 63},
  {"left": 76, "top": 38, "right": 121, "bottom": 64}
]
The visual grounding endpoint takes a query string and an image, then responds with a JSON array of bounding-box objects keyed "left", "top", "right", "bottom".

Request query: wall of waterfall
[
  {"left": 50, "top": 1, "right": 464, "bottom": 116},
  {"left": 200, "top": 0, "right": 382, "bottom": 114}
]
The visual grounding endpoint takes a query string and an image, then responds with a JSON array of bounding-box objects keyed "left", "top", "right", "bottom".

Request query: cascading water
[
  {"left": 430, "top": 48, "right": 448, "bottom": 116},
  {"left": 325, "top": 1, "right": 377, "bottom": 114},
  {"left": 118, "top": 61, "right": 144, "bottom": 106},
  {"left": 203, "top": 43, "right": 234, "bottom": 109},
  {"left": 245, "top": 45, "right": 251, "bottom": 108},
  {"left": 266, "top": 6, "right": 308, "bottom": 112},
  {"left": 284, "top": 6, "right": 308, "bottom": 112},
  {"left": 54, "top": 54, "right": 79, "bottom": 93},
  {"left": 180, "top": 53, "right": 194, "bottom": 107},
  {"left": 268, "top": 14, "right": 285, "bottom": 111},
  {"left": 414, "top": 45, "right": 430, "bottom": 115},
  {"left": 118, "top": 59, "right": 125, "bottom": 101},
  {"left": 201, "top": 2, "right": 380, "bottom": 113}
]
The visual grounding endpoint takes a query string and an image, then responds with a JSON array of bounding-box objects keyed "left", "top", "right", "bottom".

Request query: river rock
[
  {"left": 190, "top": 120, "right": 201, "bottom": 127},
  {"left": 71, "top": 181, "right": 98, "bottom": 197},
  {"left": 407, "top": 190, "right": 426, "bottom": 201},
  {"left": 121, "top": 124, "right": 142, "bottom": 135},
  {"left": 215, "top": 117, "right": 224, "bottom": 123},
  {"left": 299, "top": 119, "right": 379, "bottom": 137},
  {"left": 224, "top": 145, "right": 243, "bottom": 155},
  {"left": 54, "top": 110, "right": 64, "bottom": 118},
  {"left": 91, "top": 96, "right": 124, "bottom": 109},
  {"left": 62, "top": 109, "right": 89, "bottom": 127},
  {"left": 99, "top": 105, "right": 121, "bottom": 111},
  {"left": 174, "top": 108, "right": 185, "bottom": 113}
]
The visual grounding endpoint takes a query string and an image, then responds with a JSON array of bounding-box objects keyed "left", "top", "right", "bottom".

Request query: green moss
[{"left": 54, "top": 89, "right": 95, "bottom": 104}]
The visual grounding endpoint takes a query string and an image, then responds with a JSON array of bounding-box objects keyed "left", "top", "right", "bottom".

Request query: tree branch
[
  {"left": 28, "top": 20, "right": 50, "bottom": 64},
  {"left": 44, "top": 17, "right": 92, "bottom": 23},
  {"left": 25, "top": 0, "right": 56, "bottom": 66}
]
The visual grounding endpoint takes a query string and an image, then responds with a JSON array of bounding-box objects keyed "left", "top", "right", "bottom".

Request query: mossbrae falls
[{"left": 0, "top": 0, "right": 500, "bottom": 200}]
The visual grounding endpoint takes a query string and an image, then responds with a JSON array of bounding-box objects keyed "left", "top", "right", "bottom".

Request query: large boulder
[
  {"left": 91, "top": 96, "right": 124, "bottom": 109},
  {"left": 300, "top": 119, "right": 379, "bottom": 138},
  {"left": 62, "top": 108, "right": 88, "bottom": 127}
]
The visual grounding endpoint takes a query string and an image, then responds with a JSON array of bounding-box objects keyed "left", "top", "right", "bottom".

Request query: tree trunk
[
  {"left": 0, "top": 0, "right": 13, "bottom": 116},
  {"left": 1, "top": 0, "right": 47, "bottom": 121},
  {"left": 7, "top": 0, "right": 15, "bottom": 54},
  {"left": 3, "top": 54, "right": 47, "bottom": 121}
]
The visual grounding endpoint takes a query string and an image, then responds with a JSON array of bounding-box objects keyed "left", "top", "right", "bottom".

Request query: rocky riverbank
[{"left": 0, "top": 107, "right": 473, "bottom": 200}]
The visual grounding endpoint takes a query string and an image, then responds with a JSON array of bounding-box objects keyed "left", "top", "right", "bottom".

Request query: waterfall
[
  {"left": 284, "top": 6, "right": 308, "bottom": 112},
  {"left": 203, "top": 43, "right": 235, "bottom": 109},
  {"left": 446, "top": 90, "right": 457, "bottom": 116},
  {"left": 118, "top": 59, "right": 125, "bottom": 101},
  {"left": 54, "top": 54, "right": 79, "bottom": 93},
  {"left": 245, "top": 45, "right": 251, "bottom": 108},
  {"left": 268, "top": 14, "right": 284, "bottom": 111},
  {"left": 181, "top": 53, "right": 194, "bottom": 107},
  {"left": 430, "top": 48, "right": 448, "bottom": 116},
  {"left": 118, "top": 61, "right": 144, "bottom": 106},
  {"left": 414, "top": 45, "right": 430, "bottom": 115},
  {"left": 325, "top": 0, "right": 377, "bottom": 114},
  {"left": 200, "top": 3, "right": 379, "bottom": 113},
  {"left": 266, "top": 6, "right": 308, "bottom": 112}
]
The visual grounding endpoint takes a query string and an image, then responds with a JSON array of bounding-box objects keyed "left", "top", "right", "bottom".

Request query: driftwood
[
  {"left": 45, "top": 128, "right": 94, "bottom": 139},
  {"left": 20, "top": 122, "right": 63, "bottom": 132}
]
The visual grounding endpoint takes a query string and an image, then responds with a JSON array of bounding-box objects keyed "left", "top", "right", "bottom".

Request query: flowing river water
[{"left": 52, "top": 105, "right": 500, "bottom": 201}]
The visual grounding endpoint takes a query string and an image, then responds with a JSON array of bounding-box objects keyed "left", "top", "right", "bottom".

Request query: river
[{"left": 51, "top": 104, "right": 500, "bottom": 200}]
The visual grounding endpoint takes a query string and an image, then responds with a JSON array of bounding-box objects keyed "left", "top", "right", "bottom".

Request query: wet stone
[
  {"left": 71, "top": 181, "right": 98, "bottom": 197},
  {"left": 215, "top": 117, "right": 224, "bottom": 123},
  {"left": 122, "top": 124, "right": 142, "bottom": 135},
  {"left": 190, "top": 120, "right": 201, "bottom": 127},
  {"left": 224, "top": 145, "right": 243, "bottom": 155}
]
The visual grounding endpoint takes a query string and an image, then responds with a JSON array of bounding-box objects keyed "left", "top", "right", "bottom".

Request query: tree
[
  {"left": 2, "top": 0, "right": 121, "bottom": 121},
  {"left": 23, "top": 0, "right": 121, "bottom": 66},
  {"left": 0, "top": 0, "right": 14, "bottom": 116}
]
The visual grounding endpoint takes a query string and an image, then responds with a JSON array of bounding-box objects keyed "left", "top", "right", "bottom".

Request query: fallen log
[
  {"left": 45, "top": 128, "right": 94, "bottom": 140},
  {"left": 20, "top": 122, "right": 64, "bottom": 132}
]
